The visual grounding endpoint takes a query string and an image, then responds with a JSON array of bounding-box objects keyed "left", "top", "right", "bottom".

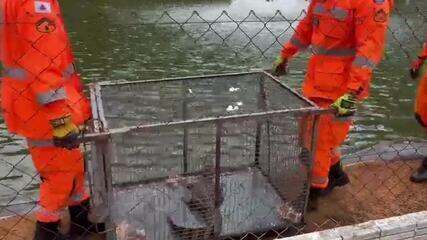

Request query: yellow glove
[
  {"left": 272, "top": 55, "right": 288, "bottom": 76},
  {"left": 331, "top": 94, "right": 357, "bottom": 117},
  {"left": 50, "top": 116, "right": 80, "bottom": 149}
]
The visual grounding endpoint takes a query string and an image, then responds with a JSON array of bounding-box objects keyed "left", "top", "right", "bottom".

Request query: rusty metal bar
[
  {"left": 260, "top": 70, "right": 319, "bottom": 108},
  {"left": 182, "top": 81, "right": 189, "bottom": 174},
  {"left": 87, "top": 84, "right": 109, "bottom": 223},
  {"left": 302, "top": 113, "right": 321, "bottom": 218},
  {"left": 97, "top": 71, "right": 262, "bottom": 87},
  {"left": 94, "top": 83, "right": 109, "bottom": 130},
  {"left": 103, "top": 138, "right": 117, "bottom": 240},
  {"left": 214, "top": 120, "right": 223, "bottom": 236},
  {"left": 254, "top": 74, "right": 268, "bottom": 166},
  {"left": 82, "top": 107, "right": 329, "bottom": 142}
]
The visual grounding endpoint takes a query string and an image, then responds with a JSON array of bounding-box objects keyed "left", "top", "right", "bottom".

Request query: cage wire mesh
[{"left": 88, "top": 71, "right": 322, "bottom": 239}]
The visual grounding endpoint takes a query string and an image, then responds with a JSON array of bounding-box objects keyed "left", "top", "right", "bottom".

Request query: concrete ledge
[
  {"left": 414, "top": 236, "right": 427, "bottom": 240},
  {"left": 280, "top": 211, "right": 427, "bottom": 240},
  {"left": 416, "top": 228, "right": 427, "bottom": 236}
]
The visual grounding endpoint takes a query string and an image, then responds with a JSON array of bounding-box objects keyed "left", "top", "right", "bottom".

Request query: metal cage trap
[{"left": 86, "top": 71, "right": 325, "bottom": 239}]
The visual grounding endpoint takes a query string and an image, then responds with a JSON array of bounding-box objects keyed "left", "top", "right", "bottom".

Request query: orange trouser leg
[
  {"left": 29, "top": 146, "right": 89, "bottom": 222},
  {"left": 415, "top": 74, "right": 427, "bottom": 126},
  {"left": 310, "top": 99, "right": 351, "bottom": 189}
]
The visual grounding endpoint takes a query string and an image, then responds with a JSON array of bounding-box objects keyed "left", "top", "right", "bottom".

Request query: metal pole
[
  {"left": 90, "top": 83, "right": 116, "bottom": 239},
  {"left": 302, "top": 114, "right": 320, "bottom": 218},
  {"left": 182, "top": 81, "right": 189, "bottom": 173},
  {"left": 262, "top": 70, "right": 319, "bottom": 108},
  {"left": 87, "top": 84, "right": 109, "bottom": 223},
  {"left": 254, "top": 74, "right": 268, "bottom": 166},
  {"left": 267, "top": 119, "right": 271, "bottom": 176},
  {"left": 254, "top": 126, "right": 262, "bottom": 166},
  {"left": 103, "top": 138, "right": 117, "bottom": 240},
  {"left": 214, "top": 120, "right": 222, "bottom": 237},
  {"left": 214, "top": 120, "right": 222, "bottom": 206}
]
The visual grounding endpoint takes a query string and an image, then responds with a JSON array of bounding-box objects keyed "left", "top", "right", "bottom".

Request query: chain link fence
[{"left": 1, "top": 1, "right": 427, "bottom": 239}]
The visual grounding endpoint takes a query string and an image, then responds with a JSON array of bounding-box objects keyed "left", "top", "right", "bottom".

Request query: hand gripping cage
[{"left": 86, "top": 71, "right": 325, "bottom": 239}]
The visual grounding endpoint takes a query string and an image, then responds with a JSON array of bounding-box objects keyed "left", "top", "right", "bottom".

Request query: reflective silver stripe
[
  {"left": 3, "top": 68, "right": 27, "bottom": 80},
  {"left": 70, "top": 193, "right": 83, "bottom": 202},
  {"left": 69, "top": 192, "right": 89, "bottom": 203},
  {"left": 290, "top": 36, "right": 308, "bottom": 50},
  {"left": 353, "top": 56, "right": 377, "bottom": 70},
  {"left": 27, "top": 139, "right": 55, "bottom": 148},
  {"left": 313, "top": 3, "right": 327, "bottom": 15},
  {"left": 331, "top": 7, "right": 348, "bottom": 21},
  {"left": 311, "top": 45, "right": 356, "bottom": 57},
  {"left": 36, "top": 206, "right": 62, "bottom": 221},
  {"left": 313, "top": 4, "right": 348, "bottom": 21},
  {"left": 63, "top": 63, "right": 75, "bottom": 79},
  {"left": 37, "top": 87, "right": 67, "bottom": 105}
]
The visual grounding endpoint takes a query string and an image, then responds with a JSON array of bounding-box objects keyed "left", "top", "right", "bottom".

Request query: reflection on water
[
  {"left": 227, "top": 0, "right": 308, "bottom": 17},
  {"left": 1, "top": 0, "right": 427, "bottom": 207}
]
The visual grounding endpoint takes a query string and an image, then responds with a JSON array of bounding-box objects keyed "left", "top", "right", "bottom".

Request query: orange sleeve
[
  {"left": 280, "top": 2, "right": 314, "bottom": 59},
  {"left": 347, "top": 0, "right": 392, "bottom": 94}
]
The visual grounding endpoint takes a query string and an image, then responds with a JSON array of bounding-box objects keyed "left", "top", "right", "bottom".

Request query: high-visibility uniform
[
  {"left": 0, "top": 0, "right": 91, "bottom": 222},
  {"left": 415, "top": 42, "right": 427, "bottom": 127},
  {"left": 281, "top": 0, "right": 393, "bottom": 189}
]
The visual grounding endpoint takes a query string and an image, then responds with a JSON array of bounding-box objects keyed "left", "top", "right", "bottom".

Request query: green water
[
  {"left": 0, "top": 0, "right": 426, "bottom": 207},
  {"left": 59, "top": 0, "right": 427, "bottom": 149}
]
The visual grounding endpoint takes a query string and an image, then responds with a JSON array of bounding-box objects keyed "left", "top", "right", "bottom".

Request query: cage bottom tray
[{"left": 112, "top": 167, "right": 300, "bottom": 239}]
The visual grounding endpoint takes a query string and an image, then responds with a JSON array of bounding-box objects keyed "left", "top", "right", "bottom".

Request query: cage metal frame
[{"left": 86, "top": 70, "right": 327, "bottom": 239}]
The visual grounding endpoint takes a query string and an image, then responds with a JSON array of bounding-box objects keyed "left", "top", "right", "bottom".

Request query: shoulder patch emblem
[
  {"left": 35, "top": 1, "right": 52, "bottom": 14},
  {"left": 374, "top": 9, "right": 387, "bottom": 22},
  {"left": 36, "top": 18, "right": 56, "bottom": 33}
]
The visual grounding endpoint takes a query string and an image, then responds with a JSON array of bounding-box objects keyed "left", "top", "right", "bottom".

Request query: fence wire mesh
[{"left": 0, "top": 1, "right": 427, "bottom": 240}]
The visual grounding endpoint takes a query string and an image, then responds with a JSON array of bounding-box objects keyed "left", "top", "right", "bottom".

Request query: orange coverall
[
  {"left": 415, "top": 42, "right": 427, "bottom": 127},
  {"left": 281, "top": 0, "right": 393, "bottom": 189},
  {"left": 0, "top": 0, "right": 91, "bottom": 222}
]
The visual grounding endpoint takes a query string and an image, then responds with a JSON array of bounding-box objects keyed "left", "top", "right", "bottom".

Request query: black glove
[
  {"left": 272, "top": 56, "right": 289, "bottom": 76},
  {"left": 410, "top": 58, "right": 425, "bottom": 80}
]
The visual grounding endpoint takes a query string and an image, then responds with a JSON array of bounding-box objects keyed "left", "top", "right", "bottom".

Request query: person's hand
[
  {"left": 272, "top": 56, "right": 288, "bottom": 76},
  {"left": 51, "top": 115, "right": 80, "bottom": 150},
  {"left": 331, "top": 93, "right": 357, "bottom": 117},
  {"left": 410, "top": 57, "right": 425, "bottom": 79}
]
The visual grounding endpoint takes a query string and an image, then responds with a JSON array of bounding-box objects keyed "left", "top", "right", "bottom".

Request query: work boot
[
  {"left": 34, "top": 221, "right": 66, "bottom": 240},
  {"left": 68, "top": 199, "right": 105, "bottom": 238},
  {"left": 307, "top": 188, "right": 321, "bottom": 211},
  {"left": 410, "top": 158, "right": 427, "bottom": 183},
  {"left": 329, "top": 162, "right": 350, "bottom": 186},
  {"left": 321, "top": 162, "right": 350, "bottom": 196}
]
